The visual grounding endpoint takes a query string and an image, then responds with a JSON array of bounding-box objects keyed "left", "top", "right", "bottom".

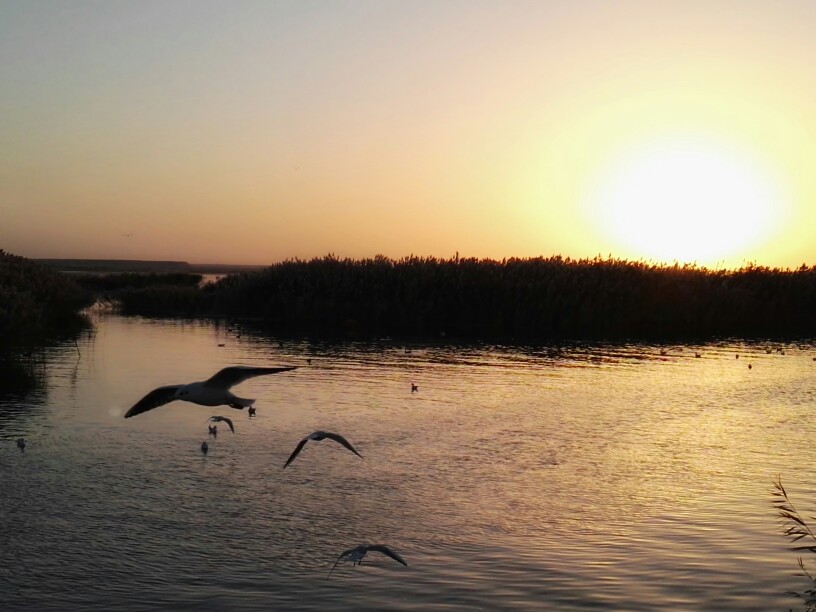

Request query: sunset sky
[{"left": 3, "top": 0, "right": 816, "bottom": 268}]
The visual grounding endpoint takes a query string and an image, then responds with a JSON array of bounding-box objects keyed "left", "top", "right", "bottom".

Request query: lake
[{"left": 2, "top": 312, "right": 815, "bottom": 610}]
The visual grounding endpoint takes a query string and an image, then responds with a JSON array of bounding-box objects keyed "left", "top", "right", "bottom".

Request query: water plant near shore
[{"left": 773, "top": 476, "right": 816, "bottom": 611}]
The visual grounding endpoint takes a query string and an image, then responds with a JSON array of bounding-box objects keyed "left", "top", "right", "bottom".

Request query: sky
[{"left": 2, "top": 0, "right": 816, "bottom": 268}]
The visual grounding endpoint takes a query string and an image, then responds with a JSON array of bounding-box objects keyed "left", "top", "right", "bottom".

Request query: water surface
[{"left": 2, "top": 314, "right": 815, "bottom": 610}]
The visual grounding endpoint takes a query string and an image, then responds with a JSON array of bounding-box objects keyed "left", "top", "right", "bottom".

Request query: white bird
[
  {"left": 328, "top": 544, "right": 407, "bottom": 578},
  {"left": 124, "top": 366, "right": 297, "bottom": 418},
  {"left": 201, "top": 440, "right": 209, "bottom": 454},
  {"left": 207, "top": 415, "right": 235, "bottom": 433},
  {"left": 283, "top": 431, "right": 363, "bottom": 468}
]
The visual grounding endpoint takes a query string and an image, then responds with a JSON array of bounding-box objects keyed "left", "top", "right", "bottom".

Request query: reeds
[
  {"left": 773, "top": 476, "right": 816, "bottom": 610},
  {"left": 74, "top": 272, "right": 207, "bottom": 315},
  {"left": 117, "top": 285, "right": 211, "bottom": 316},
  {"left": 0, "top": 250, "right": 94, "bottom": 346},
  {"left": 117, "top": 254, "right": 816, "bottom": 340},
  {"left": 74, "top": 272, "right": 203, "bottom": 294}
]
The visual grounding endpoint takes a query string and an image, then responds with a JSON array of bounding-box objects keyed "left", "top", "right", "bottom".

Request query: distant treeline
[
  {"left": 0, "top": 250, "right": 94, "bottom": 346},
  {"left": 117, "top": 254, "right": 816, "bottom": 341},
  {"left": 37, "top": 258, "right": 264, "bottom": 275},
  {"left": 36, "top": 258, "right": 192, "bottom": 273}
]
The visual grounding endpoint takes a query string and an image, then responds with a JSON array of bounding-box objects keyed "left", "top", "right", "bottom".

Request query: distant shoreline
[{"left": 35, "top": 258, "right": 265, "bottom": 275}]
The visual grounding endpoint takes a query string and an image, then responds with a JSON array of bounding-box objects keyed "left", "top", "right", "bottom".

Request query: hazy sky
[{"left": 3, "top": 0, "right": 816, "bottom": 267}]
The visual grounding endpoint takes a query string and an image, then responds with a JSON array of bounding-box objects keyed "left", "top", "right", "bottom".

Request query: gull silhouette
[
  {"left": 328, "top": 544, "right": 407, "bottom": 578},
  {"left": 124, "top": 366, "right": 297, "bottom": 418},
  {"left": 207, "top": 415, "right": 235, "bottom": 433},
  {"left": 283, "top": 431, "right": 362, "bottom": 468}
]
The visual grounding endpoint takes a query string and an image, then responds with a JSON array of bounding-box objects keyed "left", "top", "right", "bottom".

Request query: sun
[{"left": 584, "top": 135, "right": 788, "bottom": 265}]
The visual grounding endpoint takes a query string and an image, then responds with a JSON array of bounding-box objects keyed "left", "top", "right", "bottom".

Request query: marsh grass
[
  {"left": 773, "top": 476, "right": 816, "bottom": 610},
  {"left": 0, "top": 250, "right": 94, "bottom": 348},
  {"left": 75, "top": 272, "right": 207, "bottom": 316},
  {"left": 117, "top": 254, "right": 816, "bottom": 341},
  {"left": 73, "top": 272, "right": 203, "bottom": 294}
]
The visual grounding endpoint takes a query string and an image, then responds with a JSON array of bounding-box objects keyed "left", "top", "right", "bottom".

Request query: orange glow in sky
[{"left": 2, "top": 1, "right": 815, "bottom": 268}]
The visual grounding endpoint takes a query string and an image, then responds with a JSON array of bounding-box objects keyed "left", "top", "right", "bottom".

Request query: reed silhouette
[
  {"left": 0, "top": 250, "right": 93, "bottom": 346},
  {"left": 116, "top": 254, "right": 816, "bottom": 341},
  {"left": 74, "top": 272, "right": 203, "bottom": 293},
  {"left": 773, "top": 476, "right": 816, "bottom": 611}
]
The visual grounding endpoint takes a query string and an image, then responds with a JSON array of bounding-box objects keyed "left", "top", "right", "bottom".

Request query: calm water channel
[{"left": 2, "top": 312, "right": 816, "bottom": 610}]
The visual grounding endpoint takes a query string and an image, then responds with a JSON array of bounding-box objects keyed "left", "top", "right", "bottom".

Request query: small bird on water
[
  {"left": 328, "top": 544, "right": 408, "bottom": 578},
  {"left": 283, "top": 431, "right": 363, "bottom": 468},
  {"left": 411, "top": 383, "right": 418, "bottom": 393},
  {"left": 201, "top": 440, "right": 209, "bottom": 454},
  {"left": 124, "top": 365, "right": 297, "bottom": 418},
  {"left": 208, "top": 424, "right": 218, "bottom": 436},
  {"left": 248, "top": 406, "right": 256, "bottom": 417},
  {"left": 207, "top": 415, "right": 235, "bottom": 433},
  {"left": 16, "top": 438, "right": 25, "bottom": 451}
]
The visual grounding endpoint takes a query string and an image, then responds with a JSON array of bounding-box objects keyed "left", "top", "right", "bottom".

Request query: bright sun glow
[{"left": 585, "top": 136, "right": 788, "bottom": 265}]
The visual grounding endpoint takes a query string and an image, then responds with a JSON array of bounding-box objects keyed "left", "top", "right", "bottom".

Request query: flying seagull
[
  {"left": 328, "top": 544, "right": 407, "bottom": 578},
  {"left": 283, "top": 431, "right": 363, "bottom": 468},
  {"left": 124, "top": 366, "right": 297, "bottom": 418},
  {"left": 207, "top": 415, "right": 235, "bottom": 433}
]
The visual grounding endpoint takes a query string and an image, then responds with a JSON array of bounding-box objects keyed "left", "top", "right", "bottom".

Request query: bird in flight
[
  {"left": 328, "top": 544, "right": 407, "bottom": 578},
  {"left": 207, "top": 415, "right": 235, "bottom": 433},
  {"left": 283, "top": 431, "right": 362, "bottom": 468},
  {"left": 124, "top": 366, "right": 297, "bottom": 418}
]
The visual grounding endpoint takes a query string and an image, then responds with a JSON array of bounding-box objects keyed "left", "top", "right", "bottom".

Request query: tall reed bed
[
  {"left": 73, "top": 272, "right": 203, "bottom": 293},
  {"left": 0, "top": 250, "right": 93, "bottom": 346},
  {"left": 118, "top": 254, "right": 816, "bottom": 340}
]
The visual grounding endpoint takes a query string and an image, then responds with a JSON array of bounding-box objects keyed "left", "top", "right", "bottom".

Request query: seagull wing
[
  {"left": 203, "top": 366, "right": 297, "bottom": 389},
  {"left": 208, "top": 416, "right": 235, "bottom": 433},
  {"left": 219, "top": 416, "right": 235, "bottom": 433},
  {"left": 327, "top": 548, "right": 357, "bottom": 579},
  {"left": 325, "top": 432, "right": 363, "bottom": 458},
  {"left": 124, "top": 385, "right": 182, "bottom": 418},
  {"left": 283, "top": 437, "right": 310, "bottom": 468},
  {"left": 368, "top": 544, "right": 408, "bottom": 566}
]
